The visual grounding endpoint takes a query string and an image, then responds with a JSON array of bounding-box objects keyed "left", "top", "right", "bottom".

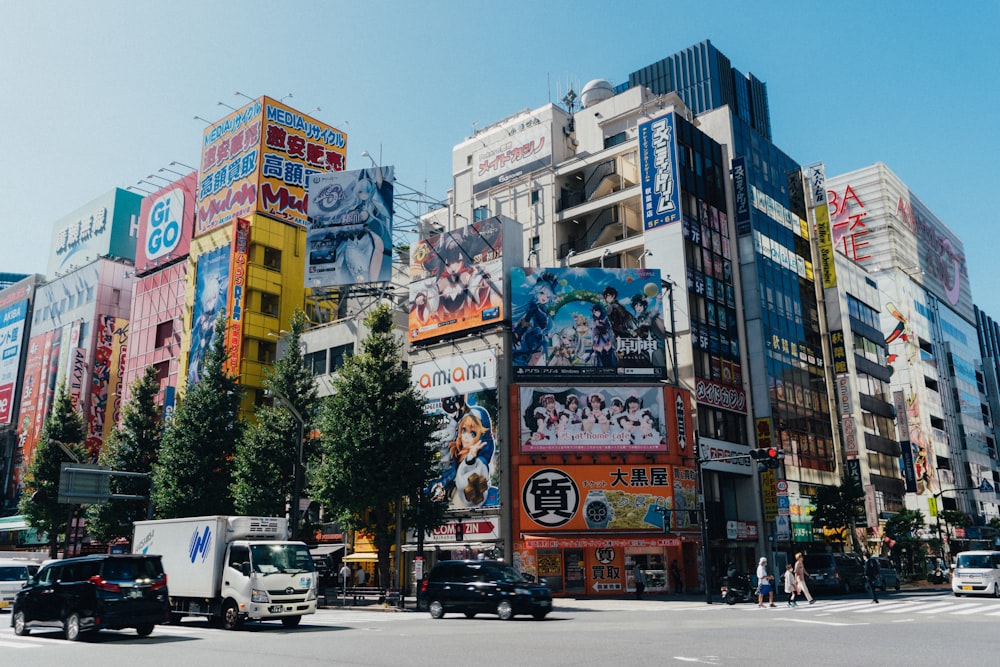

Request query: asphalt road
[{"left": 1, "top": 588, "right": 993, "bottom": 666}]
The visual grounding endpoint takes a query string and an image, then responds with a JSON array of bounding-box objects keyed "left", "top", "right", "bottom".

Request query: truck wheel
[
  {"left": 222, "top": 600, "right": 242, "bottom": 630},
  {"left": 281, "top": 616, "right": 301, "bottom": 628},
  {"left": 64, "top": 612, "right": 83, "bottom": 641}
]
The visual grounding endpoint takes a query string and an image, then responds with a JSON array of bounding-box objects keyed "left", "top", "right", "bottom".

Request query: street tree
[
  {"left": 86, "top": 365, "right": 162, "bottom": 544},
  {"left": 152, "top": 314, "right": 241, "bottom": 517},
  {"left": 309, "top": 303, "right": 437, "bottom": 588},
  {"left": 18, "top": 382, "right": 88, "bottom": 558},
  {"left": 810, "top": 477, "right": 865, "bottom": 552},
  {"left": 232, "top": 309, "right": 319, "bottom": 531},
  {"left": 884, "top": 509, "right": 927, "bottom": 575}
]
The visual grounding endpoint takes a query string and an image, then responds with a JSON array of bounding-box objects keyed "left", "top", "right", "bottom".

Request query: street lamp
[{"left": 267, "top": 390, "right": 305, "bottom": 538}]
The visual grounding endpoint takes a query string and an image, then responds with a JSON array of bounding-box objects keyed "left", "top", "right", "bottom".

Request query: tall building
[{"left": 826, "top": 164, "right": 999, "bottom": 550}]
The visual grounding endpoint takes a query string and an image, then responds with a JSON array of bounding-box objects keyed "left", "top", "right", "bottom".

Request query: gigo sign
[{"left": 145, "top": 188, "right": 185, "bottom": 260}]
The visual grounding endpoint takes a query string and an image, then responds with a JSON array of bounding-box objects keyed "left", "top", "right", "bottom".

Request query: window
[
  {"left": 473, "top": 206, "right": 489, "bottom": 222},
  {"left": 154, "top": 321, "right": 174, "bottom": 348},
  {"left": 258, "top": 340, "right": 277, "bottom": 364},
  {"left": 111, "top": 288, "right": 121, "bottom": 306},
  {"left": 304, "top": 349, "right": 327, "bottom": 375},
  {"left": 330, "top": 343, "right": 353, "bottom": 371},
  {"left": 263, "top": 246, "right": 281, "bottom": 271},
  {"left": 260, "top": 292, "right": 279, "bottom": 317}
]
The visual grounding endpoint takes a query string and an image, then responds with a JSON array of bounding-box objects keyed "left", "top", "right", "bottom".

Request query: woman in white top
[{"left": 756, "top": 557, "right": 775, "bottom": 607}]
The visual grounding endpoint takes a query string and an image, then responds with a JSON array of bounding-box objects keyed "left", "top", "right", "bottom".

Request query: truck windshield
[{"left": 249, "top": 544, "right": 316, "bottom": 575}]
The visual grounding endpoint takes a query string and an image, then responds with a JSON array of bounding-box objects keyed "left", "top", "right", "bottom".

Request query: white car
[
  {"left": 0, "top": 559, "right": 38, "bottom": 612},
  {"left": 951, "top": 550, "right": 1000, "bottom": 597}
]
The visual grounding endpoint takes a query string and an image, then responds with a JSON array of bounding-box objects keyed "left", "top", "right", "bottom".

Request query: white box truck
[{"left": 132, "top": 515, "right": 317, "bottom": 629}]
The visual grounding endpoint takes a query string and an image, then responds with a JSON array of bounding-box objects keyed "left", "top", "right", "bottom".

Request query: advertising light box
[
  {"left": 510, "top": 267, "right": 665, "bottom": 381},
  {"left": 408, "top": 218, "right": 505, "bottom": 342},
  {"left": 0, "top": 299, "right": 28, "bottom": 424},
  {"left": 135, "top": 172, "right": 197, "bottom": 272},
  {"left": 305, "top": 167, "right": 395, "bottom": 287},
  {"left": 47, "top": 189, "right": 140, "bottom": 276},
  {"left": 519, "top": 465, "right": 675, "bottom": 532}
]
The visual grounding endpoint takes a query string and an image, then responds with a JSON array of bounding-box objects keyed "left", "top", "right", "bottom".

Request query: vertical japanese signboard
[
  {"left": 638, "top": 112, "right": 681, "bottom": 231},
  {"left": 225, "top": 218, "right": 250, "bottom": 377},
  {"left": 0, "top": 299, "right": 28, "bottom": 424}
]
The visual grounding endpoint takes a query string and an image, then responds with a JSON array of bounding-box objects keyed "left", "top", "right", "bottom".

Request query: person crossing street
[{"left": 864, "top": 553, "right": 881, "bottom": 604}]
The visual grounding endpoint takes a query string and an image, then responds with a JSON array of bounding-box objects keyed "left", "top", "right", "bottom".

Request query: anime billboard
[
  {"left": 518, "top": 465, "right": 674, "bottom": 532},
  {"left": 187, "top": 246, "right": 230, "bottom": 385},
  {"left": 408, "top": 218, "right": 504, "bottom": 343},
  {"left": 425, "top": 388, "right": 501, "bottom": 511},
  {"left": 0, "top": 299, "right": 28, "bottom": 424},
  {"left": 517, "top": 385, "right": 667, "bottom": 453},
  {"left": 305, "top": 167, "right": 394, "bottom": 287},
  {"left": 510, "top": 267, "right": 665, "bottom": 381}
]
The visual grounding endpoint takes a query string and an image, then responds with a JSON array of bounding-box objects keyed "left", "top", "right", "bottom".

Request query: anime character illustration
[
  {"left": 602, "top": 286, "right": 635, "bottom": 339},
  {"left": 187, "top": 248, "right": 229, "bottom": 385},
  {"left": 548, "top": 325, "right": 585, "bottom": 366},
  {"left": 449, "top": 407, "right": 496, "bottom": 508},
  {"left": 512, "top": 271, "right": 559, "bottom": 366},
  {"left": 589, "top": 303, "right": 616, "bottom": 367}
]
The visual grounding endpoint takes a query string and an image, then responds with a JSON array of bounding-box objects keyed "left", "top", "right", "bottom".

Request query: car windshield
[
  {"left": 0, "top": 565, "right": 31, "bottom": 581},
  {"left": 478, "top": 563, "right": 530, "bottom": 583},
  {"left": 250, "top": 544, "right": 316, "bottom": 575},
  {"left": 956, "top": 554, "right": 994, "bottom": 569}
]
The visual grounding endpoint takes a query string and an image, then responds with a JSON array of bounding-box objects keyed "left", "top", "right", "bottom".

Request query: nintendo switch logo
[
  {"left": 188, "top": 525, "right": 213, "bottom": 564},
  {"left": 145, "top": 188, "right": 185, "bottom": 260}
]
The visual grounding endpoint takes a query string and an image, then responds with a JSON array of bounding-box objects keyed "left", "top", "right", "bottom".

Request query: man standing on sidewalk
[
  {"left": 339, "top": 562, "right": 351, "bottom": 601},
  {"left": 864, "top": 553, "right": 880, "bottom": 604}
]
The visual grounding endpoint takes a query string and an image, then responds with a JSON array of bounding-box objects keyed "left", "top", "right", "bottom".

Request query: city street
[{"left": 1, "top": 588, "right": 995, "bottom": 666}]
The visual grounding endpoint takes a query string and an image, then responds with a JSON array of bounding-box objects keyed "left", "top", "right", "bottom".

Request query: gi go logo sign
[
  {"left": 146, "top": 188, "right": 185, "bottom": 260},
  {"left": 522, "top": 468, "right": 579, "bottom": 528}
]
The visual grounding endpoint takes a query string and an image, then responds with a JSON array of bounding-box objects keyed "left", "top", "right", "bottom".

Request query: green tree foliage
[
  {"left": 810, "top": 477, "right": 865, "bottom": 551},
  {"left": 310, "top": 304, "right": 437, "bottom": 587},
  {"left": 940, "top": 509, "right": 972, "bottom": 529},
  {"left": 18, "top": 382, "right": 87, "bottom": 558},
  {"left": 152, "top": 314, "right": 241, "bottom": 517},
  {"left": 884, "top": 509, "right": 927, "bottom": 575},
  {"left": 86, "top": 366, "right": 161, "bottom": 544},
  {"left": 232, "top": 310, "right": 318, "bottom": 528}
]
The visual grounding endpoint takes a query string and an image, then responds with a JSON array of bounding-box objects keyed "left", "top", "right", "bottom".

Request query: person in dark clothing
[
  {"left": 864, "top": 553, "right": 881, "bottom": 603},
  {"left": 670, "top": 559, "right": 683, "bottom": 594}
]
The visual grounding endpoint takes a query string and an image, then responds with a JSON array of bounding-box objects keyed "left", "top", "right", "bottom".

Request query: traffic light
[{"left": 749, "top": 447, "right": 784, "bottom": 470}]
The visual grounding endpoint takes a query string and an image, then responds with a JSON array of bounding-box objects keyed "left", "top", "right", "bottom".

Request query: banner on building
[
  {"left": 639, "top": 112, "right": 681, "bottom": 230},
  {"left": 410, "top": 348, "right": 497, "bottom": 400},
  {"left": 0, "top": 299, "right": 28, "bottom": 424},
  {"left": 187, "top": 246, "right": 231, "bottom": 385},
  {"left": 225, "top": 218, "right": 250, "bottom": 377},
  {"left": 305, "top": 167, "right": 395, "bottom": 287},
  {"left": 102, "top": 319, "right": 128, "bottom": 442}
]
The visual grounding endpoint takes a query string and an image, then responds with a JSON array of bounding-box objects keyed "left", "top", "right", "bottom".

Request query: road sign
[{"left": 58, "top": 463, "right": 111, "bottom": 504}]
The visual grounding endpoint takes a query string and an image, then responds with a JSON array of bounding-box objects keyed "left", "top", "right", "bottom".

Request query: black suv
[
  {"left": 417, "top": 560, "right": 552, "bottom": 620},
  {"left": 11, "top": 554, "right": 170, "bottom": 640}
]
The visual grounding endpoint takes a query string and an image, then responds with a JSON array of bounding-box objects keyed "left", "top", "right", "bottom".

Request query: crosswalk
[{"left": 702, "top": 594, "right": 1000, "bottom": 618}]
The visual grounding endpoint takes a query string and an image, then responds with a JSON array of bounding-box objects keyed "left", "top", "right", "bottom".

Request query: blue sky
[{"left": 2, "top": 1, "right": 998, "bottom": 315}]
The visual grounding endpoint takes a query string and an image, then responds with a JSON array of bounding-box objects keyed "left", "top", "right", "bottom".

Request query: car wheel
[
  {"left": 281, "top": 616, "right": 302, "bottom": 628},
  {"left": 13, "top": 610, "right": 30, "bottom": 636},
  {"left": 429, "top": 600, "right": 445, "bottom": 619},
  {"left": 64, "top": 612, "right": 83, "bottom": 641},
  {"left": 464, "top": 611, "right": 477, "bottom": 618},
  {"left": 222, "top": 600, "right": 242, "bottom": 630},
  {"left": 994, "top": 584, "right": 1000, "bottom": 599},
  {"left": 497, "top": 600, "right": 514, "bottom": 620},
  {"left": 136, "top": 624, "right": 154, "bottom": 637},
  {"left": 954, "top": 591, "right": 962, "bottom": 597},
  {"left": 532, "top": 610, "right": 548, "bottom": 620}
]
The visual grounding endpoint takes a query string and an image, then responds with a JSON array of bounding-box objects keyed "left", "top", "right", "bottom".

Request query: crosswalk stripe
[
  {"left": 0, "top": 639, "right": 38, "bottom": 649},
  {"left": 912, "top": 602, "right": 963, "bottom": 614},
  {"left": 949, "top": 604, "right": 990, "bottom": 615}
]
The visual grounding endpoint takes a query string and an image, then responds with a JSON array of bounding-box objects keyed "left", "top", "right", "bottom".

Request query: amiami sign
[{"left": 410, "top": 348, "right": 497, "bottom": 399}]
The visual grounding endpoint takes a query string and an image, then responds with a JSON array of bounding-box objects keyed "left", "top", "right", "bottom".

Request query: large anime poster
[
  {"left": 408, "top": 218, "right": 504, "bottom": 343},
  {"left": 517, "top": 385, "right": 667, "bottom": 453},
  {"left": 187, "top": 246, "right": 231, "bottom": 385},
  {"left": 86, "top": 315, "right": 116, "bottom": 460},
  {"left": 305, "top": 167, "right": 394, "bottom": 287},
  {"left": 510, "top": 267, "right": 665, "bottom": 381},
  {"left": 425, "top": 389, "right": 501, "bottom": 511}
]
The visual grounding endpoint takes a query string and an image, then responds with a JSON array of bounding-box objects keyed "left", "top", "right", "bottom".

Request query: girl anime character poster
[
  {"left": 407, "top": 218, "right": 504, "bottom": 343},
  {"left": 425, "top": 390, "right": 501, "bottom": 510},
  {"left": 510, "top": 267, "right": 665, "bottom": 381}
]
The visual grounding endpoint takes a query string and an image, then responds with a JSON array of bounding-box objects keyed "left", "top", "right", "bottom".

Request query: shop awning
[
  {"left": 520, "top": 534, "right": 683, "bottom": 548},
  {"left": 343, "top": 552, "right": 379, "bottom": 562},
  {"left": 0, "top": 515, "right": 29, "bottom": 532},
  {"left": 310, "top": 545, "right": 345, "bottom": 557}
]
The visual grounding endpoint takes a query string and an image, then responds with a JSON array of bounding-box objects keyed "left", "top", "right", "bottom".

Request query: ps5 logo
[{"left": 146, "top": 188, "right": 184, "bottom": 260}]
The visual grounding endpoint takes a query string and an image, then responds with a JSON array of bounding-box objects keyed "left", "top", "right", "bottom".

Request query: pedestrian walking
[
  {"left": 864, "top": 553, "right": 881, "bottom": 603},
  {"left": 756, "top": 557, "right": 775, "bottom": 607},
  {"left": 794, "top": 552, "right": 815, "bottom": 604},
  {"left": 670, "top": 559, "right": 683, "bottom": 594},
  {"left": 633, "top": 562, "right": 647, "bottom": 599},
  {"left": 783, "top": 564, "right": 798, "bottom": 606},
  {"left": 339, "top": 562, "right": 351, "bottom": 600}
]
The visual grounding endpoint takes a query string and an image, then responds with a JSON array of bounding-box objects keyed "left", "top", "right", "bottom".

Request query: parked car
[
  {"left": 11, "top": 554, "right": 171, "bottom": 640},
  {"left": 801, "top": 553, "right": 866, "bottom": 594},
  {"left": 951, "top": 550, "right": 1000, "bottom": 597},
  {"left": 0, "top": 559, "right": 38, "bottom": 613},
  {"left": 417, "top": 560, "right": 553, "bottom": 620},
  {"left": 874, "top": 557, "right": 901, "bottom": 591}
]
